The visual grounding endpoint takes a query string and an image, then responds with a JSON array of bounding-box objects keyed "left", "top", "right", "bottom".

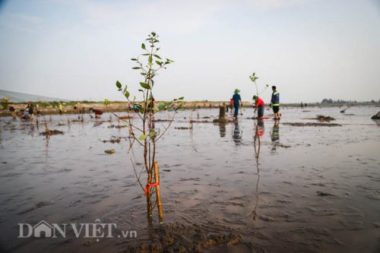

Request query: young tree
[
  {"left": 115, "top": 32, "right": 183, "bottom": 224},
  {"left": 249, "top": 72, "right": 269, "bottom": 98}
]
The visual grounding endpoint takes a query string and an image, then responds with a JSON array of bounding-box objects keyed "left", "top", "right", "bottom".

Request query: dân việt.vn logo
[{"left": 18, "top": 219, "right": 137, "bottom": 241}]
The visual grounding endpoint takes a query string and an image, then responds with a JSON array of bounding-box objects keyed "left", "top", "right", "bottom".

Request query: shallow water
[{"left": 0, "top": 106, "right": 379, "bottom": 252}]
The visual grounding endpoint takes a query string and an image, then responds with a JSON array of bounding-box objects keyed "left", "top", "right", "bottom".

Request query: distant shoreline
[{"left": 1, "top": 100, "right": 379, "bottom": 117}]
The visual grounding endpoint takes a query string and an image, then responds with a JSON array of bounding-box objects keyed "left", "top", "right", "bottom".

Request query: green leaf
[
  {"left": 116, "top": 81, "right": 122, "bottom": 91},
  {"left": 141, "top": 43, "right": 146, "bottom": 50},
  {"left": 165, "top": 58, "right": 174, "bottom": 64},
  {"left": 155, "top": 60, "right": 162, "bottom": 66},
  {"left": 154, "top": 54, "right": 161, "bottom": 59},
  {"left": 131, "top": 58, "right": 137, "bottom": 61},
  {"left": 148, "top": 130, "right": 156, "bottom": 138},
  {"left": 178, "top": 96, "right": 184, "bottom": 100},
  {"left": 124, "top": 90, "right": 130, "bottom": 99},
  {"left": 140, "top": 82, "right": 151, "bottom": 89},
  {"left": 139, "top": 134, "right": 147, "bottom": 141},
  {"left": 148, "top": 55, "right": 153, "bottom": 65},
  {"left": 249, "top": 72, "right": 258, "bottom": 82},
  {"left": 151, "top": 32, "right": 156, "bottom": 36},
  {"left": 132, "top": 67, "right": 141, "bottom": 70}
]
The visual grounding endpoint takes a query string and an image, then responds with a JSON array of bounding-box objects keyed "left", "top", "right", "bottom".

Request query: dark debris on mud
[
  {"left": 283, "top": 122, "right": 342, "bottom": 127},
  {"left": 175, "top": 126, "right": 193, "bottom": 130},
  {"left": 40, "top": 129, "right": 64, "bottom": 136},
  {"left": 317, "top": 191, "right": 335, "bottom": 197},
  {"left": 315, "top": 115, "right": 335, "bottom": 122},
  {"left": 371, "top": 111, "right": 380, "bottom": 120},
  {"left": 108, "top": 124, "right": 128, "bottom": 129},
  {"left": 102, "top": 136, "right": 128, "bottom": 144}
]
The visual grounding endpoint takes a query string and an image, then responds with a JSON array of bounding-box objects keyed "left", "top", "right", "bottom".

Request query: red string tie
[{"left": 144, "top": 182, "right": 159, "bottom": 195}]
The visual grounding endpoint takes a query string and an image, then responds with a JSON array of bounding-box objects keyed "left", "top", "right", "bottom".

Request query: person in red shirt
[
  {"left": 253, "top": 95, "right": 265, "bottom": 119},
  {"left": 229, "top": 98, "right": 234, "bottom": 112}
]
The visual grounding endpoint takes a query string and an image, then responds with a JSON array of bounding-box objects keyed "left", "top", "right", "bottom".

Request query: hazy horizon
[{"left": 1, "top": 0, "right": 380, "bottom": 103}]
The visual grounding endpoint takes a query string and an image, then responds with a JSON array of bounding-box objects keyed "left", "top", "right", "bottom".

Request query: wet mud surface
[{"left": 0, "top": 107, "right": 380, "bottom": 252}]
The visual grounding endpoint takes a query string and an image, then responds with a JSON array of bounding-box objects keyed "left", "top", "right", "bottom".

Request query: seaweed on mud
[
  {"left": 371, "top": 111, "right": 380, "bottom": 120},
  {"left": 153, "top": 119, "right": 174, "bottom": 122},
  {"left": 108, "top": 124, "right": 127, "bottom": 129},
  {"left": 303, "top": 115, "right": 336, "bottom": 122},
  {"left": 40, "top": 129, "right": 64, "bottom": 136},
  {"left": 189, "top": 120, "right": 213, "bottom": 123},
  {"left": 104, "top": 149, "right": 116, "bottom": 154},
  {"left": 102, "top": 136, "right": 128, "bottom": 143},
  {"left": 212, "top": 118, "right": 235, "bottom": 123},
  {"left": 283, "top": 122, "right": 342, "bottom": 127},
  {"left": 317, "top": 191, "right": 335, "bottom": 197},
  {"left": 175, "top": 126, "right": 193, "bottom": 130},
  {"left": 316, "top": 115, "right": 335, "bottom": 122}
]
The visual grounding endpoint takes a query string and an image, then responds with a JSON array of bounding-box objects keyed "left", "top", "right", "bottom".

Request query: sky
[{"left": 0, "top": 0, "right": 379, "bottom": 103}]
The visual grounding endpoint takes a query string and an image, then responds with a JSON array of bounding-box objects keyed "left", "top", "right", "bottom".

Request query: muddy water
[{"left": 0, "top": 107, "right": 379, "bottom": 252}]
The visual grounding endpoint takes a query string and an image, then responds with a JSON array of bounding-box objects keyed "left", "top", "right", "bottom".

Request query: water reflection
[
  {"left": 232, "top": 121, "right": 242, "bottom": 145},
  {"left": 218, "top": 122, "right": 226, "bottom": 137},
  {"left": 271, "top": 120, "right": 280, "bottom": 152},
  {"left": 251, "top": 119, "right": 264, "bottom": 220}
]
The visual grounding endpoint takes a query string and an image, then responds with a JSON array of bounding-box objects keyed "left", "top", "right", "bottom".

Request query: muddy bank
[{"left": 124, "top": 223, "right": 246, "bottom": 253}]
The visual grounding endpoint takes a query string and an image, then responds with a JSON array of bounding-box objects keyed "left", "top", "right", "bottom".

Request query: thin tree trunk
[{"left": 146, "top": 171, "right": 153, "bottom": 225}]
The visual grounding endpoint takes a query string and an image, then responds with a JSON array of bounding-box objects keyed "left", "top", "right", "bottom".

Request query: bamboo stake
[{"left": 153, "top": 161, "right": 164, "bottom": 223}]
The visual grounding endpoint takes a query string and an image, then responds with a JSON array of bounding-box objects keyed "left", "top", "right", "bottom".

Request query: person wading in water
[
  {"left": 232, "top": 89, "right": 242, "bottom": 119},
  {"left": 270, "top": 85, "right": 281, "bottom": 120},
  {"left": 253, "top": 95, "right": 265, "bottom": 119}
]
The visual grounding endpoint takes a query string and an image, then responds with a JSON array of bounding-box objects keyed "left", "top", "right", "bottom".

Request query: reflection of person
[
  {"left": 229, "top": 98, "right": 234, "bottom": 113},
  {"left": 233, "top": 121, "right": 242, "bottom": 145},
  {"left": 9, "top": 106, "right": 17, "bottom": 119},
  {"left": 253, "top": 95, "right": 265, "bottom": 119},
  {"left": 22, "top": 103, "right": 34, "bottom": 120},
  {"left": 22, "top": 108, "right": 30, "bottom": 120},
  {"left": 27, "top": 102, "right": 34, "bottom": 115},
  {"left": 232, "top": 89, "right": 242, "bottom": 118},
  {"left": 270, "top": 86, "right": 281, "bottom": 120},
  {"left": 255, "top": 119, "right": 265, "bottom": 138},
  {"left": 271, "top": 120, "right": 280, "bottom": 151},
  {"left": 253, "top": 119, "right": 264, "bottom": 160}
]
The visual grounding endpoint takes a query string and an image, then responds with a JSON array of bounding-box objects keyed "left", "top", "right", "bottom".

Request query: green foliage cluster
[{"left": 116, "top": 32, "right": 183, "bottom": 113}]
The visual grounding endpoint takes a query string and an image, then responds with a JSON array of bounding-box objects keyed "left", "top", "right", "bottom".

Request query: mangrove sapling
[
  {"left": 115, "top": 32, "right": 183, "bottom": 224},
  {"left": 249, "top": 73, "right": 270, "bottom": 99},
  {"left": 249, "top": 72, "right": 270, "bottom": 118}
]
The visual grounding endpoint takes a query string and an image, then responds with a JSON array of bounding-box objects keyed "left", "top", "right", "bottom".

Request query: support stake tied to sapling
[{"left": 115, "top": 32, "right": 183, "bottom": 225}]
